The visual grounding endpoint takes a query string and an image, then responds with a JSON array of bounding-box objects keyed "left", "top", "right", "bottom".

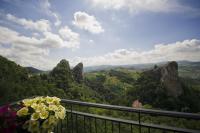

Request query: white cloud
[
  {"left": 41, "top": 0, "right": 61, "bottom": 26},
  {"left": 0, "top": 26, "right": 80, "bottom": 69},
  {"left": 1, "top": 24, "right": 199, "bottom": 69},
  {"left": 0, "top": 44, "right": 55, "bottom": 70},
  {"left": 6, "top": 14, "right": 51, "bottom": 32},
  {"left": 0, "top": 32, "right": 52, "bottom": 69},
  {"left": 85, "top": 0, "right": 197, "bottom": 13},
  {"left": 73, "top": 11, "right": 104, "bottom": 34},
  {"left": 0, "top": 26, "right": 52, "bottom": 69},
  {"left": 33, "top": 32, "right": 40, "bottom": 37},
  {"left": 71, "top": 39, "right": 200, "bottom": 66},
  {"left": 89, "top": 39, "right": 94, "bottom": 43},
  {"left": 0, "top": 26, "right": 80, "bottom": 48},
  {"left": 58, "top": 26, "right": 80, "bottom": 48}
]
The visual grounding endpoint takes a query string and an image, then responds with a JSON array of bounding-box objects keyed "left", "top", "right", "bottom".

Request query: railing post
[
  {"left": 61, "top": 119, "right": 63, "bottom": 133},
  {"left": 105, "top": 120, "right": 107, "bottom": 133},
  {"left": 119, "top": 122, "right": 121, "bottom": 133},
  {"left": 131, "top": 124, "right": 133, "bottom": 133},
  {"left": 90, "top": 117, "right": 92, "bottom": 133},
  {"left": 76, "top": 114, "right": 78, "bottom": 133},
  {"left": 138, "top": 111, "right": 141, "bottom": 133},
  {"left": 67, "top": 112, "right": 69, "bottom": 131},
  {"left": 95, "top": 118, "right": 97, "bottom": 133},
  {"left": 70, "top": 105, "right": 73, "bottom": 133},
  {"left": 84, "top": 116, "right": 86, "bottom": 133},
  {"left": 112, "top": 122, "right": 114, "bottom": 133}
]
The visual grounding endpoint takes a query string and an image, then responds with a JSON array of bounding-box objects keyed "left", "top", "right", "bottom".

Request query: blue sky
[{"left": 0, "top": 0, "right": 200, "bottom": 70}]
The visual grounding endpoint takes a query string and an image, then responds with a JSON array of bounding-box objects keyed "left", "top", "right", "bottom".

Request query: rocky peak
[
  {"left": 51, "top": 59, "right": 72, "bottom": 77},
  {"left": 72, "top": 62, "right": 83, "bottom": 83},
  {"left": 50, "top": 59, "right": 72, "bottom": 89},
  {"left": 160, "top": 61, "right": 182, "bottom": 97},
  {"left": 57, "top": 59, "right": 70, "bottom": 69},
  {"left": 144, "top": 61, "right": 182, "bottom": 97}
]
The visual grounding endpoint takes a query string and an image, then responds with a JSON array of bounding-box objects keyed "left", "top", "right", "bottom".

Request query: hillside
[
  {"left": 84, "top": 62, "right": 200, "bottom": 112},
  {"left": 0, "top": 55, "right": 99, "bottom": 105},
  {"left": 84, "top": 61, "right": 200, "bottom": 79},
  {"left": 25, "top": 67, "right": 44, "bottom": 74},
  {"left": 0, "top": 55, "right": 200, "bottom": 113},
  {"left": 178, "top": 61, "right": 200, "bottom": 79}
]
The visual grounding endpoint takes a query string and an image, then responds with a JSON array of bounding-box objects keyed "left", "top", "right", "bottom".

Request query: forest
[
  {"left": 1, "top": 55, "right": 199, "bottom": 113},
  {"left": 0, "top": 55, "right": 200, "bottom": 131}
]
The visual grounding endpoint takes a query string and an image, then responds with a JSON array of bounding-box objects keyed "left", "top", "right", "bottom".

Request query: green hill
[
  {"left": 25, "top": 67, "right": 43, "bottom": 74},
  {"left": 0, "top": 55, "right": 98, "bottom": 105},
  {"left": 84, "top": 62, "right": 200, "bottom": 112},
  {"left": 0, "top": 55, "right": 200, "bottom": 113},
  {"left": 84, "top": 61, "right": 200, "bottom": 80}
]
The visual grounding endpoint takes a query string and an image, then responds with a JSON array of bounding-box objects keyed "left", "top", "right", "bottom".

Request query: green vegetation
[
  {"left": 0, "top": 56, "right": 96, "bottom": 105},
  {"left": 1, "top": 55, "right": 200, "bottom": 112},
  {"left": 0, "top": 55, "right": 200, "bottom": 131}
]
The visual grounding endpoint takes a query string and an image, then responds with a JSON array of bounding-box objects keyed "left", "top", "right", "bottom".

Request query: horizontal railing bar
[
  {"left": 66, "top": 110, "right": 199, "bottom": 133},
  {"left": 66, "top": 110, "right": 200, "bottom": 133},
  {"left": 61, "top": 99, "right": 200, "bottom": 120},
  {"left": 66, "top": 110, "right": 139, "bottom": 125}
]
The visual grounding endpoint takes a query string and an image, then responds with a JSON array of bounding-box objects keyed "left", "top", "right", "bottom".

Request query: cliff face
[
  {"left": 72, "top": 62, "right": 83, "bottom": 83},
  {"left": 160, "top": 61, "right": 182, "bottom": 97},
  {"left": 50, "top": 59, "right": 72, "bottom": 89},
  {"left": 50, "top": 60, "right": 84, "bottom": 89},
  {"left": 144, "top": 61, "right": 182, "bottom": 97}
]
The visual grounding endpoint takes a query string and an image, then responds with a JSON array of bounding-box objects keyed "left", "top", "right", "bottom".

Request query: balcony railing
[
  {"left": 56, "top": 99, "right": 200, "bottom": 133},
  {"left": 7, "top": 98, "right": 200, "bottom": 133}
]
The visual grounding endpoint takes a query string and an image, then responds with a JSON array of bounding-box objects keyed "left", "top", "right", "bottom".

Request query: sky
[{"left": 0, "top": 0, "right": 200, "bottom": 70}]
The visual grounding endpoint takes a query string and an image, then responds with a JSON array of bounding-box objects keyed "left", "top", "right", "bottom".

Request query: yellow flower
[
  {"left": 58, "top": 105, "right": 65, "bottom": 112},
  {"left": 31, "top": 113, "right": 40, "bottom": 121},
  {"left": 57, "top": 105, "right": 66, "bottom": 119},
  {"left": 22, "top": 99, "right": 33, "bottom": 107},
  {"left": 34, "top": 103, "right": 47, "bottom": 113},
  {"left": 39, "top": 110, "right": 49, "bottom": 119},
  {"left": 30, "top": 103, "right": 38, "bottom": 109},
  {"left": 52, "top": 97, "right": 61, "bottom": 104},
  {"left": 19, "top": 96, "right": 65, "bottom": 132},
  {"left": 17, "top": 107, "right": 29, "bottom": 117},
  {"left": 34, "top": 96, "right": 42, "bottom": 101},
  {"left": 40, "top": 103, "right": 47, "bottom": 109},
  {"left": 55, "top": 111, "right": 65, "bottom": 120},
  {"left": 46, "top": 96, "right": 54, "bottom": 104},
  {"left": 48, "top": 105, "right": 58, "bottom": 111},
  {"left": 45, "top": 96, "right": 61, "bottom": 105}
]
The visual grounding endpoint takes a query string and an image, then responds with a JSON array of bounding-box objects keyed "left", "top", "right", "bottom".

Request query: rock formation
[
  {"left": 160, "top": 61, "right": 182, "bottom": 97},
  {"left": 50, "top": 59, "right": 72, "bottom": 89},
  {"left": 144, "top": 61, "right": 182, "bottom": 97},
  {"left": 72, "top": 62, "right": 83, "bottom": 83}
]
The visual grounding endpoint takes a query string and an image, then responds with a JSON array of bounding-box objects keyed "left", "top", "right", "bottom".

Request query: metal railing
[
  {"left": 6, "top": 98, "right": 200, "bottom": 133},
  {"left": 56, "top": 99, "right": 200, "bottom": 133}
]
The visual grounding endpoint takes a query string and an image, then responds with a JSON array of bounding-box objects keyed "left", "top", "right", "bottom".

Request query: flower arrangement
[{"left": 17, "top": 96, "right": 66, "bottom": 133}]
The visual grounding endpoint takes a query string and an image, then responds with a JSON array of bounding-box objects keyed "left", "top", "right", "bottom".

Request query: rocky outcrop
[
  {"left": 160, "top": 61, "right": 182, "bottom": 97},
  {"left": 72, "top": 62, "right": 83, "bottom": 83},
  {"left": 50, "top": 59, "right": 72, "bottom": 89},
  {"left": 144, "top": 61, "right": 182, "bottom": 97}
]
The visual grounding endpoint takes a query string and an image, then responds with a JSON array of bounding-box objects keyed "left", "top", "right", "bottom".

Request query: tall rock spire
[
  {"left": 72, "top": 62, "right": 83, "bottom": 83},
  {"left": 50, "top": 59, "right": 72, "bottom": 89}
]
